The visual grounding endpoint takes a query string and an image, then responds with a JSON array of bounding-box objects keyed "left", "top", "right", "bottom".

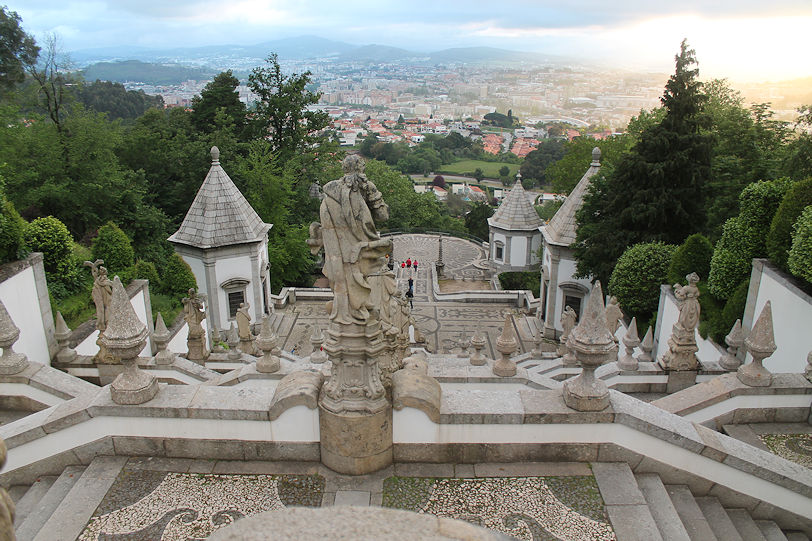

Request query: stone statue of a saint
[
  {"left": 307, "top": 155, "right": 391, "bottom": 326},
  {"left": 236, "top": 302, "right": 255, "bottom": 354},
  {"left": 182, "top": 288, "right": 209, "bottom": 363},
  {"left": 560, "top": 306, "right": 577, "bottom": 341},
  {"left": 659, "top": 272, "right": 701, "bottom": 371},
  {"left": 84, "top": 260, "right": 113, "bottom": 332},
  {"left": 605, "top": 296, "right": 623, "bottom": 341}
]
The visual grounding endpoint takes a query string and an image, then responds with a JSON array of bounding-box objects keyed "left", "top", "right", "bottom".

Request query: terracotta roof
[
  {"left": 169, "top": 147, "right": 271, "bottom": 249},
  {"left": 543, "top": 147, "right": 601, "bottom": 247},
  {"left": 488, "top": 177, "right": 542, "bottom": 231}
]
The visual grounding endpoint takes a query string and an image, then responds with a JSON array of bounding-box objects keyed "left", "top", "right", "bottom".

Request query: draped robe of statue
[{"left": 310, "top": 156, "right": 390, "bottom": 326}]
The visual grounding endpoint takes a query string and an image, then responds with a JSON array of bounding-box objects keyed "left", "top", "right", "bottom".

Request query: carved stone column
[
  {"left": 737, "top": 301, "right": 776, "bottom": 387},
  {"left": 0, "top": 299, "right": 28, "bottom": 375},
  {"left": 101, "top": 277, "right": 158, "bottom": 405},
  {"left": 563, "top": 281, "right": 615, "bottom": 411}
]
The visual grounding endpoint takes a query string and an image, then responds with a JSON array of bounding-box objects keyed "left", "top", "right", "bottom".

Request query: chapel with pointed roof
[{"left": 487, "top": 174, "right": 543, "bottom": 272}]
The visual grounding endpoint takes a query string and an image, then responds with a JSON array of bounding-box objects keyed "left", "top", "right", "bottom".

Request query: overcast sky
[{"left": 8, "top": 0, "right": 812, "bottom": 81}]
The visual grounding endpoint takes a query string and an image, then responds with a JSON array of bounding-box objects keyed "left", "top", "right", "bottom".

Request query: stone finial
[
  {"left": 101, "top": 276, "right": 158, "bottom": 405},
  {"left": 738, "top": 301, "right": 776, "bottom": 387},
  {"left": 54, "top": 311, "right": 77, "bottom": 363},
  {"left": 493, "top": 313, "right": 518, "bottom": 377},
  {"left": 211, "top": 146, "right": 220, "bottom": 164},
  {"left": 457, "top": 330, "right": 470, "bottom": 359},
  {"left": 469, "top": 324, "right": 487, "bottom": 366},
  {"left": 591, "top": 146, "right": 601, "bottom": 166},
  {"left": 563, "top": 281, "right": 615, "bottom": 411},
  {"left": 0, "top": 299, "right": 27, "bottom": 374},
  {"left": 719, "top": 319, "right": 744, "bottom": 371},
  {"left": 227, "top": 322, "right": 241, "bottom": 361},
  {"left": 255, "top": 315, "right": 280, "bottom": 373},
  {"left": 638, "top": 326, "right": 653, "bottom": 363},
  {"left": 153, "top": 312, "right": 175, "bottom": 365},
  {"left": 310, "top": 324, "right": 327, "bottom": 364},
  {"left": 531, "top": 320, "right": 543, "bottom": 358},
  {"left": 515, "top": 171, "right": 522, "bottom": 184},
  {"left": 618, "top": 317, "right": 640, "bottom": 371}
]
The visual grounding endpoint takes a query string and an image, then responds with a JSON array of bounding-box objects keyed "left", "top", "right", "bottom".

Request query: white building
[
  {"left": 487, "top": 177, "right": 543, "bottom": 272},
  {"left": 539, "top": 147, "right": 601, "bottom": 338},
  {"left": 168, "top": 147, "right": 273, "bottom": 333}
]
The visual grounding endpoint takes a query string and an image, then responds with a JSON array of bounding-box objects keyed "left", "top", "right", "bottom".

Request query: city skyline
[{"left": 8, "top": 0, "right": 812, "bottom": 83}]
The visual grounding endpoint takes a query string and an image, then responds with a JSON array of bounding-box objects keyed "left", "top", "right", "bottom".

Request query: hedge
[
  {"left": 92, "top": 222, "right": 135, "bottom": 273},
  {"left": 667, "top": 233, "right": 713, "bottom": 285},
  {"left": 608, "top": 242, "right": 675, "bottom": 317},
  {"left": 161, "top": 253, "right": 197, "bottom": 297},
  {"left": 787, "top": 205, "right": 812, "bottom": 284},
  {"left": 767, "top": 178, "right": 812, "bottom": 271}
]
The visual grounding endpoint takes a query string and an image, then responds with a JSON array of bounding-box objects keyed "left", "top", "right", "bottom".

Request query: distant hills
[
  {"left": 82, "top": 60, "right": 212, "bottom": 85},
  {"left": 71, "top": 35, "right": 567, "bottom": 69}
]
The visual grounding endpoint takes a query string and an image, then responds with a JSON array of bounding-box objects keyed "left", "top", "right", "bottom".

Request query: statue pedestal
[
  {"left": 658, "top": 330, "right": 699, "bottom": 372},
  {"left": 318, "top": 320, "right": 393, "bottom": 475},
  {"left": 319, "top": 405, "right": 393, "bottom": 475},
  {"left": 186, "top": 335, "right": 209, "bottom": 365}
]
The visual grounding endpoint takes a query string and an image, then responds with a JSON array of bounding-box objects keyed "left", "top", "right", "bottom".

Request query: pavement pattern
[{"left": 75, "top": 458, "right": 613, "bottom": 541}]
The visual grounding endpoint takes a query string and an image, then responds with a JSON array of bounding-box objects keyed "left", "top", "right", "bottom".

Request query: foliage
[
  {"left": 535, "top": 200, "right": 563, "bottom": 222},
  {"left": 432, "top": 175, "right": 445, "bottom": 188},
  {"left": 766, "top": 178, "right": 812, "bottom": 271},
  {"left": 82, "top": 60, "right": 209, "bottom": 85},
  {"left": 783, "top": 105, "right": 812, "bottom": 181},
  {"left": 465, "top": 202, "right": 493, "bottom": 240},
  {"left": 714, "top": 279, "right": 750, "bottom": 343},
  {"left": 546, "top": 135, "right": 632, "bottom": 194},
  {"left": 482, "top": 111, "right": 518, "bottom": 128},
  {"left": 436, "top": 160, "right": 518, "bottom": 178},
  {"left": 247, "top": 53, "right": 329, "bottom": 159},
  {"left": 787, "top": 205, "right": 812, "bottom": 284},
  {"left": 473, "top": 168, "right": 484, "bottom": 181},
  {"left": 23, "top": 216, "right": 73, "bottom": 274},
  {"left": 667, "top": 233, "right": 714, "bottom": 285},
  {"left": 574, "top": 41, "right": 713, "bottom": 285},
  {"left": 133, "top": 259, "right": 160, "bottom": 288},
  {"left": 0, "top": 6, "right": 38, "bottom": 92},
  {"left": 191, "top": 70, "right": 246, "bottom": 136},
  {"left": 160, "top": 252, "right": 197, "bottom": 297},
  {"left": 91, "top": 222, "right": 135, "bottom": 272},
  {"left": 498, "top": 271, "right": 540, "bottom": 293},
  {"left": 519, "top": 140, "right": 565, "bottom": 187},
  {"left": 76, "top": 80, "right": 163, "bottom": 120},
  {"left": 0, "top": 177, "right": 26, "bottom": 263},
  {"left": 708, "top": 179, "right": 791, "bottom": 299},
  {"left": 608, "top": 242, "right": 676, "bottom": 318}
]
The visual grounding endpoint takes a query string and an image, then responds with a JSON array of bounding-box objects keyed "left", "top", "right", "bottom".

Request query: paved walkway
[{"left": 275, "top": 235, "right": 542, "bottom": 358}]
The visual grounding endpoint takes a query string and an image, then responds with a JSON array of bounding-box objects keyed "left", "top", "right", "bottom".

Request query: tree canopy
[{"left": 0, "top": 6, "right": 38, "bottom": 93}]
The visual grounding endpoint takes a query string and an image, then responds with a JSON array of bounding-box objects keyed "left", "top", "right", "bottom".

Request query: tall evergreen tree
[
  {"left": 573, "top": 40, "right": 712, "bottom": 285},
  {"left": 190, "top": 70, "right": 246, "bottom": 135}
]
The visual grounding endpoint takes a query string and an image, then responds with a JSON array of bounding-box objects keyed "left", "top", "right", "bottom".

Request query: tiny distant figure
[
  {"left": 405, "top": 287, "right": 414, "bottom": 309},
  {"left": 413, "top": 260, "right": 418, "bottom": 272},
  {"left": 401, "top": 262, "right": 406, "bottom": 269},
  {"left": 406, "top": 258, "right": 412, "bottom": 268},
  {"left": 408, "top": 277, "right": 414, "bottom": 291}
]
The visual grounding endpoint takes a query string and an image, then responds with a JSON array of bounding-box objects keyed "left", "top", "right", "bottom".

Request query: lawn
[{"left": 437, "top": 160, "right": 520, "bottom": 179}]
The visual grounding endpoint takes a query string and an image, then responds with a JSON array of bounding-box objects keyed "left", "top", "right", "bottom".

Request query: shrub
[
  {"left": 0, "top": 198, "right": 25, "bottom": 264},
  {"left": 91, "top": 222, "right": 135, "bottom": 272},
  {"left": 667, "top": 233, "right": 713, "bottom": 285},
  {"left": 24, "top": 216, "right": 74, "bottom": 275},
  {"left": 767, "top": 178, "right": 812, "bottom": 271},
  {"left": 787, "top": 205, "right": 812, "bottom": 284},
  {"left": 498, "top": 271, "right": 540, "bottom": 293},
  {"left": 712, "top": 279, "right": 750, "bottom": 343},
  {"left": 608, "top": 242, "right": 676, "bottom": 317},
  {"left": 133, "top": 259, "right": 161, "bottom": 287},
  {"left": 160, "top": 253, "right": 197, "bottom": 297}
]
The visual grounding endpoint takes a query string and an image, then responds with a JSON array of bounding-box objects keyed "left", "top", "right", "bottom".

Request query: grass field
[{"left": 437, "top": 160, "right": 520, "bottom": 179}]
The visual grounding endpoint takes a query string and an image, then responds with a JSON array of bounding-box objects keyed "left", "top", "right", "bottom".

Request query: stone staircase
[{"left": 592, "top": 462, "right": 811, "bottom": 541}]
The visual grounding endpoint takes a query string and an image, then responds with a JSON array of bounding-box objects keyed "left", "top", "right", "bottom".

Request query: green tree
[
  {"left": 473, "top": 168, "right": 484, "bottom": 181},
  {"left": 573, "top": 40, "right": 712, "bottom": 285},
  {"left": 23, "top": 216, "right": 73, "bottom": 275},
  {"left": 499, "top": 165, "right": 510, "bottom": 178},
  {"left": 519, "top": 140, "right": 565, "bottom": 187},
  {"left": 766, "top": 177, "right": 812, "bottom": 271},
  {"left": 191, "top": 70, "right": 246, "bottom": 135},
  {"left": 76, "top": 80, "right": 163, "bottom": 120},
  {"left": 783, "top": 105, "right": 812, "bottom": 180},
  {"left": 92, "top": 222, "right": 135, "bottom": 272},
  {"left": 0, "top": 174, "right": 25, "bottom": 263},
  {"left": 608, "top": 242, "right": 676, "bottom": 319},
  {"left": 248, "top": 53, "right": 329, "bottom": 159},
  {"left": 787, "top": 205, "right": 812, "bottom": 284},
  {"left": 161, "top": 252, "right": 197, "bottom": 296},
  {"left": 667, "top": 233, "right": 713, "bottom": 285},
  {"left": 546, "top": 135, "right": 632, "bottom": 194},
  {"left": 0, "top": 6, "right": 38, "bottom": 93},
  {"left": 465, "top": 202, "right": 493, "bottom": 240}
]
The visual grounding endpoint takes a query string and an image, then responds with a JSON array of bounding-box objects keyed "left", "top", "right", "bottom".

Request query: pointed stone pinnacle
[
  {"left": 745, "top": 301, "right": 776, "bottom": 357},
  {"left": 100, "top": 276, "right": 147, "bottom": 350},
  {"left": 211, "top": 146, "right": 220, "bottom": 163},
  {"left": 54, "top": 311, "right": 70, "bottom": 338},
  {"left": 0, "top": 298, "right": 27, "bottom": 374},
  {"left": 569, "top": 280, "right": 614, "bottom": 354},
  {"left": 0, "top": 298, "right": 20, "bottom": 346},
  {"left": 725, "top": 319, "right": 743, "bottom": 348},
  {"left": 623, "top": 318, "right": 640, "bottom": 348},
  {"left": 154, "top": 312, "right": 168, "bottom": 336}
]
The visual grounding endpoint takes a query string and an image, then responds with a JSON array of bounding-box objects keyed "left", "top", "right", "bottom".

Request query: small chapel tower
[
  {"left": 487, "top": 173, "right": 543, "bottom": 272},
  {"left": 168, "top": 147, "right": 272, "bottom": 333}
]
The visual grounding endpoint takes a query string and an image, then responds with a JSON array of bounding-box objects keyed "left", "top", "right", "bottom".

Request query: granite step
[
  {"left": 592, "top": 463, "right": 662, "bottom": 541},
  {"left": 16, "top": 465, "right": 86, "bottom": 541},
  {"left": 33, "top": 456, "right": 127, "bottom": 541},
  {"left": 757, "top": 520, "right": 789, "bottom": 541},
  {"left": 695, "top": 496, "right": 743, "bottom": 541},
  {"left": 7, "top": 485, "right": 28, "bottom": 504},
  {"left": 785, "top": 533, "right": 811, "bottom": 541},
  {"left": 635, "top": 473, "right": 691, "bottom": 541},
  {"left": 727, "top": 509, "right": 768, "bottom": 541},
  {"left": 665, "top": 484, "right": 718, "bottom": 541},
  {"left": 13, "top": 476, "right": 56, "bottom": 527}
]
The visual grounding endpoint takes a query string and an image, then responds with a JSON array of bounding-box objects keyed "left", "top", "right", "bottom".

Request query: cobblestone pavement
[
  {"left": 273, "top": 234, "right": 541, "bottom": 359},
  {"left": 76, "top": 458, "right": 612, "bottom": 541}
]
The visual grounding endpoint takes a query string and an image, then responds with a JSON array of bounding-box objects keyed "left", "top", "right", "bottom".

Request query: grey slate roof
[
  {"left": 488, "top": 178, "right": 543, "bottom": 231},
  {"left": 168, "top": 147, "right": 271, "bottom": 249},
  {"left": 543, "top": 147, "right": 601, "bottom": 247}
]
